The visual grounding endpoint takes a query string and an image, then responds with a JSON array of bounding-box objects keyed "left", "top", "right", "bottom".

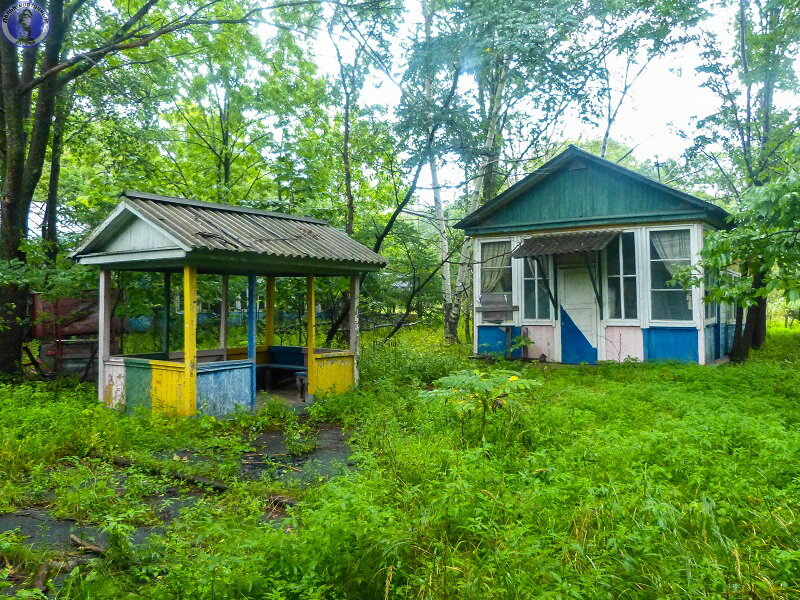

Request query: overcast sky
[{"left": 303, "top": 1, "right": 798, "bottom": 207}]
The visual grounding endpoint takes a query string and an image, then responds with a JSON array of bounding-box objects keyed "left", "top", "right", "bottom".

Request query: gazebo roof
[{"left": 72, "top": 191, "right": 387, "bottom": 276}]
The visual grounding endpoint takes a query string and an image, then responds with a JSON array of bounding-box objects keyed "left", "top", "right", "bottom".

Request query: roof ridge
[{"left": 122, "top": 191, "right": 328, "bottom": 225}]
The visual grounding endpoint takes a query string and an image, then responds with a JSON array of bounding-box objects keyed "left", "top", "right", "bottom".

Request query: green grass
[{"left": 2, "top": 326, "right": 800, "bottom": 598}]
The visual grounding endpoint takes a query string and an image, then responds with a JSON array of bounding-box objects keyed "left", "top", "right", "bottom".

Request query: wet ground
[
  {"left": 1, "top": 422, "right": 351, "bottom": 561},
  {"left": 241, "top": 423, "right": 352, "bottom": 482},
  {"left": 1, "top": 383, "right": 352, "bottom": 596}
]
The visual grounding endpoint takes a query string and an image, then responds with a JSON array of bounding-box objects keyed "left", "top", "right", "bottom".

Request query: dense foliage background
[{"left": 0, "top": 0, "right": 797, "bottom": 364}]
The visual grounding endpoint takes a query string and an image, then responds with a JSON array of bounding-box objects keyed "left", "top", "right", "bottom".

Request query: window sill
[{"left": 604, "top": 320, "right": 641, "bottom": 327}]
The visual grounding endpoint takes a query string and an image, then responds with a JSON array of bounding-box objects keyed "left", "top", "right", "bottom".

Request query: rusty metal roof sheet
[
  {"left": 72, "top": 191, "right": 386, "bottom": 274},
  {"left": 512, "top": 229, "right": 621, "bottom": 258}
]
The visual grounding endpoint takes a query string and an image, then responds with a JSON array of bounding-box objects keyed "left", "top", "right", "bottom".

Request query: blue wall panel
[
  {"left": 705, "top": 324, "right": 717, "bottom": 363},
  {"left": 721, "top": 324, "right": 735, "bottom": 357},
  {"left": 643, "top": 327, "right": 698, "bottom": 362},
  {"left": 197, "top": 360, "right": 253, "bottom": 417},
  {"left": 476, "top": 326, "right": 523, "bottom": 357},
  {"left": 560, "top": 308, "right": 597, "bottom": 364}
]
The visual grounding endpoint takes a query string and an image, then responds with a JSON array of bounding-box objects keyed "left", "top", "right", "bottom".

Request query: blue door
[{"left": 559, "top": 268, "right": 598, "bottom": 364}]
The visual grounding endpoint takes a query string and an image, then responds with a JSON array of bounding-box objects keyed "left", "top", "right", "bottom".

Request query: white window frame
[
  {"left": 700, "top": 226, "right": 719, "bottom": 326},
  {"left": 603, "top": 228, "right": 640, "bottom": 326},
  {"left": 518, "top": 253, "right": 555, "bottom": 325},
  {"left": 645, "top": 224, "right": 701, "bottom": 327},
  {"left": 475, "top": 237, "right": 516, "bottom": 326}
]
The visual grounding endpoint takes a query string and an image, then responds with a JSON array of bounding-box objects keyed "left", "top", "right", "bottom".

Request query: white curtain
[
  {"left": 651, "top": 230, "right": 690, "bottom": 276},
  {"left": 480, "top": 242, "right": 510, "bottom": 294}
]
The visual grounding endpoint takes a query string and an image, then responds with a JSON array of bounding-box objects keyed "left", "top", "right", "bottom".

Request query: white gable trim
[{"left": 71, "top": 199, "right": 191, "bottom": 257}]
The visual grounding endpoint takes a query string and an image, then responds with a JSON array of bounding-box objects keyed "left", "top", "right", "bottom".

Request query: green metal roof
[
  {"left": 455, "top": 146, "right": 731, "bottom": 235},
  {"left": 72, "top": 192, "right": 386, "bottom": 275}
]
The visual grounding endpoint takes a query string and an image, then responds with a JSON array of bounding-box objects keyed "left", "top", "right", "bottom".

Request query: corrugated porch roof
[{"left": 512, "top": 229, "right": 621, "bottom": 258}]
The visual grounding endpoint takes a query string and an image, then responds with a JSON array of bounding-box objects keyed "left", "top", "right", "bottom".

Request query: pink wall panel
[
  {"left": 602, "top": 326, "right": 644, "bottom": 362},
  {"left": 523, "top": 325, "right": 555, "bottom": 361}
]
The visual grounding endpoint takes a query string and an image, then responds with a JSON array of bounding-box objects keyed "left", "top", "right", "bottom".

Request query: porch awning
[{"left": 512, "top": 229, "right": 621, "bottom": 258}]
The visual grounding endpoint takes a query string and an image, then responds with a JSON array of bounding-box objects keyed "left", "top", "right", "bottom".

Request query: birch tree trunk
[
  {"left": 448, "top": 65, "right": 508, "bottom": 341},
  {"left": 429, "top": 154, "right": 456, "bottom": 341}
]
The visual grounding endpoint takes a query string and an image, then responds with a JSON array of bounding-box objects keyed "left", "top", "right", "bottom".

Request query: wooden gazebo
[{"left": 72, "top": 191, "right": 386, "bottom": 416}]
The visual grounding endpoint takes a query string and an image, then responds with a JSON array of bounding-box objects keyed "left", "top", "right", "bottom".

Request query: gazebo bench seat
[{"left": 255, "top": 363, "right": 307, "bottom": 374}]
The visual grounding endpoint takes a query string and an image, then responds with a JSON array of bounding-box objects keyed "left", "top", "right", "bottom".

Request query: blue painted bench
[{"left": 256, "top": 346, "right": 307, "bottom": 392}]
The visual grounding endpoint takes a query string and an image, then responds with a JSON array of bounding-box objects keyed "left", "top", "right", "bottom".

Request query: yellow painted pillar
[
  {"left": 265, "top": 277, "right": 276, "bottom": 348},
  {"left": 182, "top": 265, "right": 198, "bottom": 416},
  {"left": 306, "top": 275, "right": 315, "bottom": 395}
]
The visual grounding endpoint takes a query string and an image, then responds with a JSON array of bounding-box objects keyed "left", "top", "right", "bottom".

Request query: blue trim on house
[
  {"left": 721, "top": 324, "right": 736, "bottom": 356},
  {"left": 476, "top": 325, "right": 523, "bottom": 358},
  {"left": 560, "top": 308, "right": 597, "bottom": 364},
  {"left": 705, "top": 323, "right": 717, "bottom": 363},
  {"left": 643, "top": 327, "right": 698, "bottom": 362}
]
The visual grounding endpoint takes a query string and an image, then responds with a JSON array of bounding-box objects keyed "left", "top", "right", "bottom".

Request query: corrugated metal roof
[
  {"left": 73, "top": 192, "right": 386, "bottom": 273},
  {"left": 512, "top": 229, "right": 621, "bottom": 257}
]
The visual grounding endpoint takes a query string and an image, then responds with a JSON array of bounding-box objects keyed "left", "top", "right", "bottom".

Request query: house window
[
  {"left": 479, "top": 240, "right": 512, "bottom": 322},
  {"left": 649, "top": 229, "right": 693, "bottom": 321},
  {"left": 523, "top": 257, "right": 551, "bottom": 320},
  {"left": 704, "top": 270, "right": 718, "bottom": 320},
  {"left": 606, "top": 232, "right": 637, "bottom": 319}
]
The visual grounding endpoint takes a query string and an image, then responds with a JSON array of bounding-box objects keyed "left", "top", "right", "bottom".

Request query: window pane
[
  {"left": 481, "top": 241, "right": 511, "bottom": 294},
  {"left": 537, "top": 281, "right": 550, "bottom": 319},
  {"left": 650, "top": 259, "right": 690, "bottom": 289},
  {"left": 482, "top": 241, "right": 511, "bottom": 264},
  {"left": 523, "top": 257, "right": 535, "bottom": 279},
  {"left": 524, "top": 279, "right": 536, "bottom": 319},
  {"left": 608, "top": 277, "right": 621, "bottom": 319},
  {"left": 650, "top": 230, "right": 691, "bottom": 260},
  {"left": 607, "top": 238, "right": 620, "bottom": 276},
  {"left": 482, "top": 268, "right": 512, "bottom": 294},
  {"left": 622, "top": 232, "right": 636, "bottom": 275},
  {"left": 705, "top": 300, "right": 717, "bottom": 320},
  {"left": 651, "top": 290, "right": 693, "bottom": 320},
  {"left": 623, "top": 276, "right": 637, "bottom": 319}
]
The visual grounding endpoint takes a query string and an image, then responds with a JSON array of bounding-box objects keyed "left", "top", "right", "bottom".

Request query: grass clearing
[{"left": 1, "top": 326, "right": 799, "bottom": 597}]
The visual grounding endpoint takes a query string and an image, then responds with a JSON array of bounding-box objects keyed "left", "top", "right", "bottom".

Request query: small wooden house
[{"left": 455, "top": 146, "right": 735, "bottom": 364}]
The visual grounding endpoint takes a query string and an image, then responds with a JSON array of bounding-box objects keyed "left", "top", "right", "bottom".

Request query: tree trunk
[
  {"left": 729, "top": 270, "right": 766, "bottom": 361},
  {"left": 752, "top": 294, "right": 768, "bottom": 349},
  {"left": 0, "top": 1, "right": 64, "bottom": 373},
  {"left": 342, "top": 87, "right": 355, "bottom": 235},
  {"left": 42, "top": 93, "right": 69, "bottom": 264},
  {"left": 449, "top": 66, "right": 508, "bottom": 342},
  {"left": 430, "top": 154, "right": 456, "bottom": 342}
]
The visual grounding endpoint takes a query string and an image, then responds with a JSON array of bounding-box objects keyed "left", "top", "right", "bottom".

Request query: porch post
[
  {"left": 348, "top": 275, "right": 360, "bottom": 384},
  {"left": 265, "top": 276, "right": 276, "bottom": 348},
  {"left": 220, "top": 275, "right": 228, "bottom": 360},
  {"left": 182, "top": 265, "right": 198, "bottom": 416},
  {"left": 247, "top": 274, "right": 257, "bottom": 406},
  {"left": 98, "top": 269, "right": 112, "bottom": 404},
  {"left": 162, "top": 272, "right": 171, "bottom": 355},
  {"left": 306, "top": 275, "right": 315, "bottom": 396}
]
